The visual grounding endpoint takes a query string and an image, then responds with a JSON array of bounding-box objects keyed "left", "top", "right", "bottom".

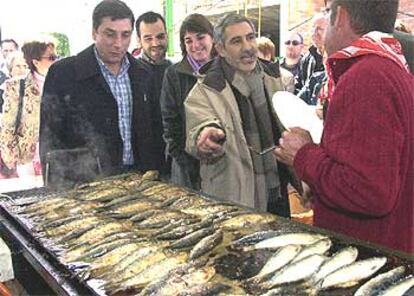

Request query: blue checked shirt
[{"left": 94, "top": 47, "right": 134, "bottom": 165}]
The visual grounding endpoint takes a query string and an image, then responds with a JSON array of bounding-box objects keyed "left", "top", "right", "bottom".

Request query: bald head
[{"left": 312, "top": 13, "right": 328, "bottom": 50}]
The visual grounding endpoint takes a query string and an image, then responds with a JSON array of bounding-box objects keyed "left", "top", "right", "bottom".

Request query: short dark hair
[
  {"left": 214, "top": 13, "right": 255, "bottom": 45},
  {"left": 92, "top": 0, "right": 134, "bottom": 30},
  {"left": 135, "top": 11, "right": 166, "bottom": 38},
  {"left": 330, "top": 0, "right": 398, "bottom": 35},
  {"left": 1, "top": 39, "right": 19, "bottom": 50},
  {"left": 22, "top": 40, "right": 55, "bottom": 73},
  {"left": 179, "top": 14, "right": 214, "bottom": 56}
]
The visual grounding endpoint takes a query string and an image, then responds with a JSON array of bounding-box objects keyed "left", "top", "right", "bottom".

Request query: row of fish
[
  {"left": 230, "top": 230, "right": 414, "bottom": 295},
  {"left": 6, "top": 173, "right": 274, "bottom": 295},
  {"left": 4, "top": 172, "right": 413, "bottom": 295}
]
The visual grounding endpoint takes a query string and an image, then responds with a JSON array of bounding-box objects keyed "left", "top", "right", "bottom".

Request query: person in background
[
  {"left": 135, "top": 11, "right": 172, "bottom": 176},
  {"left": 394, "top": 21, "right": 414, "bottom": 73},
  {"left": 295, "top": 13, "right": 328, "bottom": 105},
  {"left": 0, "top": 51, "right": 29, "bottom": 112},
  {"left": 0, "top": 39, "right": 56, "bottom": 179},
  {"left": 6, "top": 51, "right": 29, "bottom": 79},
  {"left": 40, "top": 0, "right": 164, "bottom": 188},
  {"left": 0, "top": 39, "right": 20, "bottom": 110},
  {"left": 160, "top": 14, "right": 215, "bottom": 190},
  {"left": 0, "top": 39, "right": 19, "bottom": 76},
  {"left": 275, "top": 0, "right": 414, "bottom": 254},
  {"left": 185, "top": 14, "right": 301, "bottom": 217},
  {"left": 256, "top": 36, "right": 295, "bottom": 93},
  {"left": 279, "top": 32, "right": 304, "bottom": 78}
]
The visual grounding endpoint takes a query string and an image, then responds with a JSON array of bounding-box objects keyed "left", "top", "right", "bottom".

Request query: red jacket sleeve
[{"left": 294, "top": 57, "right": 405, "bottom": 217}]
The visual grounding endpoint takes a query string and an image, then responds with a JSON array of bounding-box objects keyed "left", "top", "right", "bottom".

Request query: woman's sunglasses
[
  {"left": 39, "top": 55, "right": 59, "bottom": 62},
  {"left": 284, "top": 40, "right": 302, "bottom": 46}
]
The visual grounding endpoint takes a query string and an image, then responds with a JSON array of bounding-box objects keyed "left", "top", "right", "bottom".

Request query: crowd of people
[{"left": 0, "top": 0, "right": 413, "bottom": 254}]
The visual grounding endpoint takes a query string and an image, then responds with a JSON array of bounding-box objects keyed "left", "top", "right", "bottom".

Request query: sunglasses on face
[
  {"left": 39, "top": 54, "right": 59, "bottom": 62},
  {"left": 285, "top": 40, "right": 302, "bottom": 46}
]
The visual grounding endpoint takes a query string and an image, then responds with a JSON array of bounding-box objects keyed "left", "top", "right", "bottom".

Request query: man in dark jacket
[
  {"left": 135, "top": 11, "right": 172, "bottom": 175},
  {"left": 40, "top": 0, "right": 164, "bottom": 188},
  {"left": 394, "top": 29, "right": 414, "bottom": 74},
  {"left": 295, "top": 13, "right": 328, "bottom": 105}
]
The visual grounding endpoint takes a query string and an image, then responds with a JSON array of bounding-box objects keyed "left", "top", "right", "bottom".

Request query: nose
[
  {"left": 192, "top": 39, "right": 202, "bottom": 51},
  {"left": 113, "top": 35, "right": 123, "bottom": 48},
  {"left": 242, "top": 38, "right": 255, "bottom": 52},
  {"left": 151, "top": 38, "right": 161, "bottom": 47}
]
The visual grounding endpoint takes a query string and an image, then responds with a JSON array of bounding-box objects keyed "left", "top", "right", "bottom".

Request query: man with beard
[
  {"left": 275, "top": 0, "right": 414, "bottom": 254},
  {"left": 280, "top": 32, "right": 304, "bottom": 78},
  {"left": 184, "top": 14, "right": 300, "bottom": 216},
  {"left": 40, "top": 0, "right": 165, "bottom": 188},
  {"left": 135, "top": 11, "right": 172, "bottom": 175}
]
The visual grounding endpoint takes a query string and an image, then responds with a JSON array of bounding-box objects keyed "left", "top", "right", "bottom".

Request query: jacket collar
[
  {"left": 200, "top": 56, "right": 280, "bottom": 92},
  {"left": 175, "top": 56, "right": 195, "bottom": 76}
]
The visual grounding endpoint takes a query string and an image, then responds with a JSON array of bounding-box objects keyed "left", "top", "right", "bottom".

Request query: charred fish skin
[
  {"left": 313, "top": 246, "right": 359, "bottom": 284},
  {"left": 169, "top": 227, "right": 215, "bottom": 250},
  {"left": 177, "top": 282, "right": 231, "bottom": 296},
  {"left": 219, "top": 213, "right": 277, "bottom": 230},
  {"left": 153, "top": 218, "right": 200, "bottom": 237},
  {"left": 189, "top": 229, "right": 224, "bottom": 260},
  {"left": 378, "top": 276, "right": 414, "bottom": 296},
  {"left": 108, "top": 253, "right": 188, "bottom": 294},
  {"left": 156, "top": 217, "right": 213, "bottom": 241},
  {"left": 318, "top": 257, "right": 387, "bottom": 290},
  {"left": 260, "top": 284, "right": 315, "bottom": 296},
  {"left": 354, "top": 266, "right": 406, "bottom": 296},
  {"left": 102, "top": 249, "right": 168, "bottom": 287},
  {"left": 232, "top": 230, "right": 283, "bottom": 247},
  {"left": 99, "top": 247, "right": 166, "bottom": 283},
  {"left": 138, "top": 260, "right": 213, "bottom": 296},
  {"left": 135, "top": 211, "right": 191, "bottom": 229}
]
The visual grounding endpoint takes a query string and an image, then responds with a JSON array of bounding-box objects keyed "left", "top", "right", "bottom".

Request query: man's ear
[
  {"left": 335, "top": 5, "right": 350, "bottom": 30},
  {"left": 92, "top": 28, "right": 97, "bottom": 41},
  {"left": 137, "top": 36, "right": 142, "bottom": 48},
  {"left": 215, "top": 43, "right": 225, "bottom": 57}
]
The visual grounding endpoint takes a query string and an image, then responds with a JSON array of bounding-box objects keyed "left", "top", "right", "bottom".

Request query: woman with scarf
[
  {"left": 160, "top": 14, "right": 215, "bottom": 189},
  {"left": 0, "top": 39, "right": 57, "bottom": 180}
]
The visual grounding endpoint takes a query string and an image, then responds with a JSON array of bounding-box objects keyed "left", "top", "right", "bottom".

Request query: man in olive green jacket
[{"left": 185, "top": 14, "right": 300, "bottom": 217}]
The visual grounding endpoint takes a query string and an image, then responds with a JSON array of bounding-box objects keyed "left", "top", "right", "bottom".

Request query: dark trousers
[{"left": 267, "top": 186, "right": 290, "bottom": 218}]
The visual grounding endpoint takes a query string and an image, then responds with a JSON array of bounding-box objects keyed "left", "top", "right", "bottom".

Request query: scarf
[
  {"left": 221, "top": 58, "right": 280, "bottom": 210},
  {"left": 326, "top": 31, "right": 410, "bottom": 101},
  {"left": 186, "top": 54, "right": 206, "bottom": 74}
]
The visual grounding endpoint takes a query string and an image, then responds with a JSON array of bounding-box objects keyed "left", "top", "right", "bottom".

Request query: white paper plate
[{"left": 272, "top": 91, "right": 323, "bottom": 143}]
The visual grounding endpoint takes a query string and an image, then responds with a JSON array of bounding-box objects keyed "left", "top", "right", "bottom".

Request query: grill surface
[{"left": 0, "top": 186, "right": 413, "bottom": 296}]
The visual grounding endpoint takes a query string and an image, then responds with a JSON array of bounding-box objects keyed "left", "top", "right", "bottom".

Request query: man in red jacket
[{"left": 275, "top": 0, "right": 414, "bottom": 254}]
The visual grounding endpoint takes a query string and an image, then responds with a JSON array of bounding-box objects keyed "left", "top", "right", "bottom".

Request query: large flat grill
[{"left": 1, "top": 185, "right": 413, "bottom": 296}]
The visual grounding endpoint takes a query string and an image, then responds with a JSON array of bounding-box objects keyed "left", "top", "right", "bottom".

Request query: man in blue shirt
[{"left": 40, "top": 0, "right": 165, "bottom": 188}]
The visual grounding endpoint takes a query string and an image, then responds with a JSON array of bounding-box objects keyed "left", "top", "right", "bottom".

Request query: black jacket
[
  {"left": 136, "top": 57, "right": 172, "bottom": 174},
  {"left": 394, "top": 30, "right": 414, "bottom": 74},
  {"left": 160, "top": 57, "right": 200, "bottom": 188},
  {"left": 295, "top": 45, "right": 325, "bottom": 97},
  {"left": 40, "top": 45, "right": 164, "bottom": 185}
]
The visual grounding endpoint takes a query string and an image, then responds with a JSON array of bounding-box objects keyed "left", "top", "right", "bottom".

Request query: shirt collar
[{"left": 93, "top": 46, "right": 130, "bottom": 76}]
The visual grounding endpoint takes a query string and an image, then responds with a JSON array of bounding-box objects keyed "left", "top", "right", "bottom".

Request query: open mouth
[{"left": 241, "top": 56, "right": 256, "bottom": 64}]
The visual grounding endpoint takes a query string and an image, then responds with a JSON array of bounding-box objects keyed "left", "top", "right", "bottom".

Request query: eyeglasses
[
  {"left": 285, "top": 40, "right": 302, "bottom": 46},
  {"left": 39, "top": 55, "right": 59, "bottom": 62}
]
